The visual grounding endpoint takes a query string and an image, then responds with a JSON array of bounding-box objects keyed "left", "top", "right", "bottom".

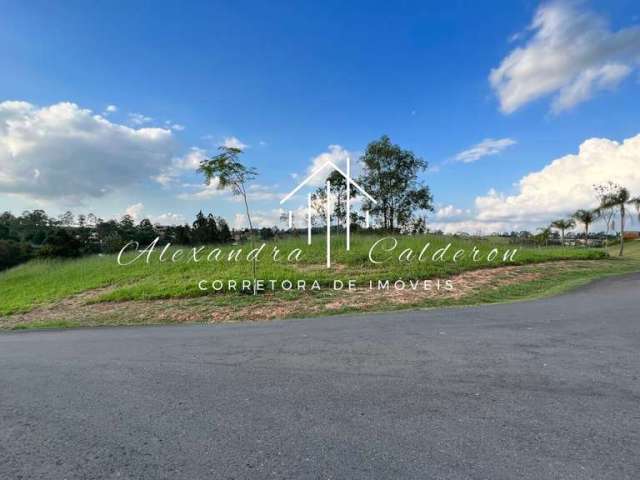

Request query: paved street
[{"left": 1, "top": 274, "right": 639, "bottom": 479}]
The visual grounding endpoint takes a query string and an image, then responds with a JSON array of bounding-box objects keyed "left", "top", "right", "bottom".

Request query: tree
[
  {"left": 359, "top": 135, "right": 433, "bottom": 230},
  {"left": 192, "top": 211, "right": 209, "bottom": 244},
  {"left": 58, "top": 210, "right": 75, "bottom": 227},
  {"left": 206, "top": 214, "right": 219, "bottom": 243},
  {"left": 198, "top": 146, "right": 258, "bottom": 284},
  {"left": 137, "top": 219, "right": 157, "bottom": 245},
  {"left": 572, "top": 209, "right": 597, "bottom": 246},
  {"left": 40, "top": 229, "right": 82, "bottom": 258},
  {"left": 596, "top": 185, "right": 638, "bottom": 256},
  {"left": 216, "top": 217, "right": 232, "bottom": 243},
  {"left": 173, "top": 224, "right": 192, "bottom": 245},
  {"left": 317, "top": 170, "right": 359, "bottom": 231},
  {"left": 119, "top": 214, "right": 137, "bottom": 241},
  {"left": 550, "top": 218, "right": 575, "bottom": 246},
  {"left": 594, "top": 182, "right": 619, "bottom": 251},
  {"left": 0, "top": 240, "right": 32, "bottom": 270},
  {"left": 535, "top": 226, "right": 552, "bottom": 247}
]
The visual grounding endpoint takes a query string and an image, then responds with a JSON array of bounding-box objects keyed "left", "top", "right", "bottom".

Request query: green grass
[{"left": 0, "top": 233, "right": 609, "bottom": 316}]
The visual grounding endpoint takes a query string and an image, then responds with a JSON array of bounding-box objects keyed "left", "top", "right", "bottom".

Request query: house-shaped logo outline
[{"left": 280, "top": 157, "right": 377, "bottom": 267}]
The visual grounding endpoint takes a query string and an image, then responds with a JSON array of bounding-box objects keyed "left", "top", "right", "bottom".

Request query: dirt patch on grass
[
  {"left": 0, "top": 260, "right": 602, "bottom": 329},
  {"left": 0, "top": 262, "right": 584, "bottom": 329}
]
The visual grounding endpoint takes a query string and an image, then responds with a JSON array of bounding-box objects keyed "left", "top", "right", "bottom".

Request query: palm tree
[
  {"left": 572, "top": 209, "right": 597, "bottom": 246},
  {"left": 550, "top": 218, "right": 575, "bottom": 246},
  {"left": 597, "top": 187, "right": 640, "bottom": 256},
  {"left": 535, "top": 226, "right": 551, "bottom": 247},
  {"left": 198, "top": 146, "right": 258, "bottom": 283}
]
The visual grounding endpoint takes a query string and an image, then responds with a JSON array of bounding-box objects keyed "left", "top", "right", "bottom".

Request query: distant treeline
[{"left": 0, "top": 209, "right": 238, "bottom": 271}]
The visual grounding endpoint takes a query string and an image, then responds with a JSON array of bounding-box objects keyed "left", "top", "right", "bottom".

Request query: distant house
[{"left": 623, "top": 231, "right": 640, "bottom": 240}]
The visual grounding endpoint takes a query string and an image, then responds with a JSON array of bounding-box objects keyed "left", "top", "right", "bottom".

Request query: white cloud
[
  {"left": 177, "top": 179, "right": 224, "bottom": 200},
  {"left": 435, "top": 204, "right": 469, "bottom": 220},
  {"left": 123, "top": 202, "right": 186, "bottom": 225},
  {"left": 153, "top": 212, "right": 187, "bottom": 226},
  {"left": 0, "top": 101, "right": 175, "bottom": 203},
  {"left": 153, "top": 147, "right": 207, "bottom": 186},
  {"left": 474, "top": 132, "right": 640, "bottom": 224},
  {"left": 302, "top": 145, "right": 361, "bottom": 187},
  {"left": 104, "top": 104, "right": 118, "bottom": 114},
  {"left": 233, "top": 210, "right": 280, "bottom": 229},
  {"left": 221, "top": 136, "right": 248, "bottom": 150},
  {"left": 454, "top": 138, "right": 516, "bottom": 163},
  {"left": 490, "top": 1, "right": 640, "bottom": 113},
  {"left": 164, "top": 120, "right": 185, "bottom": 131},
  {"left": 124, "top": 202, "right": 145, "bottom": 220},
  {"left": 179, "top": 181, "right": 282, "bottom": 202},
  {"left": 429, "top": 219, "right": 514, "bottom": 236},
  {"left": 128, "top": 112, "right": 153, "bottom": 125},
  {"left": 243, "top": 184, "right": 282, "bottom": 202}
]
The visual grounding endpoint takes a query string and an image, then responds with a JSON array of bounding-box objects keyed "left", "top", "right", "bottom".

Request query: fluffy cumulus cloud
[
  {"left": 435, "top": 204, "right": 470, "bottom": 220},
  {"left": 302, "top": 145, "right": 361, "bottom": 187},
  {"left": 124, "top": 202, "right": 145, "bottom": 220},
  {"left": 454, "top": 138, "right": 516, "bottom": 163},
  {"left": 221, "top": 136, "right": 248, "bottom": 150},
  {"left": 474, "top": 133, "right": 640, "bottom": 223},
  {"left": 153, "top": 147, "right": 207, "bottom": 186},
  {"left": 431, "top": 132, "right": 640, "bottom": 234},
  {"left": 0, "top": 101, "right": 175, "bottom": 203},
  {"left": 490, "top": 1, "right": 640, "bottom": 113}
]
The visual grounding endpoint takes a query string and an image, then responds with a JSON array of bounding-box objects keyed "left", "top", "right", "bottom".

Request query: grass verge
[{"left": 1, "top": 236, "right": 638, "bottom": 330}]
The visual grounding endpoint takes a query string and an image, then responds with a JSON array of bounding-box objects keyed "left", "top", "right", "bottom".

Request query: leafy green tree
[
  {"left": 192, "top": 211, "right": 209, "bottom": 244},
  {"left": 137, "top": 219, "right": 157, "bottom": 245},
  {"left": 260, "top": 227, "right": 275, "bottom": 240},
  {"left": 206, "top": 214, "right": 219, "bottom": 243},
  {"left": 58, "top": 210, "right": 75, "bottom": 226},
  {"left": 40, "top": 229, "right": 82, "bottom": 258},
  {"left": 173, "top": 225, "right": 192, "bottom": 245},
  {"left": 118, "top": 214, "right": 137, "bottom": 241},
  {"left": 359, "top": 135, "right": 433, "bottom": 230},
  {"left": 216, "top": 217, "right": 232, "bottom": 243},
  {"left": 0, "top": 240, "right": 32, "bottom": 270},
  {"left": 198, "top": 146, "right": 258, "bottom": 283}
]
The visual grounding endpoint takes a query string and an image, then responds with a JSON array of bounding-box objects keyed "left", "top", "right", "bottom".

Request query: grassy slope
[
  {"left": 435, "top": 239, "right": 640, "bottom": 307},
  {"left": 0, "top": 233, "right": 617, "bottom": 317}
]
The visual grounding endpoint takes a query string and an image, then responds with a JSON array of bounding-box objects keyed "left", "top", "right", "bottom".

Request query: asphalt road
[{"left": 1, "top": 274, "right": 639, "bottom": 480}]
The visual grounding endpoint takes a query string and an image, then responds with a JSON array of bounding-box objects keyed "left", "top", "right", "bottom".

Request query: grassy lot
[{"left": 0, "top": 233, "right": 607, "bottom": 317}]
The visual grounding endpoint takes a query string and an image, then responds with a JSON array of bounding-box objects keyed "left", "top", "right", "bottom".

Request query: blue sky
[{"left": 1, "top": 0, "right": 640, "bottom": 232}]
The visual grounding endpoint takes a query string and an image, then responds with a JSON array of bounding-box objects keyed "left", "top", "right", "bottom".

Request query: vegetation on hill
[{"left": 0, "top": 233, "right": 607, "bottom": 317}]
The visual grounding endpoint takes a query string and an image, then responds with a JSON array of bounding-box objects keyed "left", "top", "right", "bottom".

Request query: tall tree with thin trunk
[
  {"left": 594, "top": 182, "right": 619, "bottom": 252},
  {"left": 597, "top": 186, "right": 637, "bottom": 256},
  {"left": 198, "top": 146, "right": 258, "bottom": 284},
  {"left": 550, "top": 218, "right": 575, "bottom": 246},
  {"left": 572, "top": 209, "right": 596, "bottom": 246}
]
